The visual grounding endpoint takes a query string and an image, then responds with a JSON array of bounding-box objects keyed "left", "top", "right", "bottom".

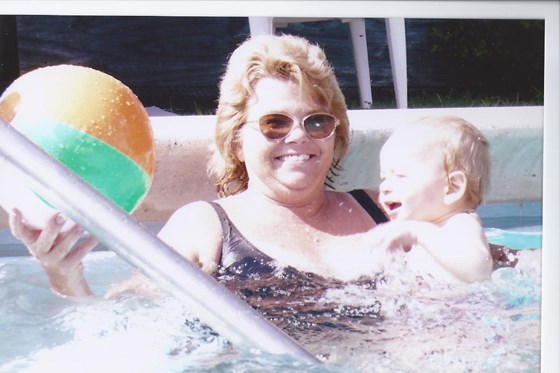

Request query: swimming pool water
[
  {"left": 485, "top": 226, "right": 542, "bottom": 249},
  {"left": 0, "top": 200, "right": 543, "bottom": 372},
  {"left": 0, "top": 233, "right": 542, "bottom": 372}
]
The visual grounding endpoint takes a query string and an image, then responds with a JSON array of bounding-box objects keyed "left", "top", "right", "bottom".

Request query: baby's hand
[{"left": 366, "top": 221, "right": 420, "bottom": 253}]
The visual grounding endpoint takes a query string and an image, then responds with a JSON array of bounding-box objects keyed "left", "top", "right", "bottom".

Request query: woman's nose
[{"left": 283, "top": 120, "right": 309, "bottom": 142}]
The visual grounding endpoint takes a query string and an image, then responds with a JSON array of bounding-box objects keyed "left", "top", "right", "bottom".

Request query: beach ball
[{"left": 0, "top": 64, "right": 155, "bottom": 229}]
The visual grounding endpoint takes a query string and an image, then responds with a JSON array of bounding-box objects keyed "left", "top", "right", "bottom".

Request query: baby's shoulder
[
  {"left": 444, "top": 211, "right": 484, "bottom": 229},
  {"left": 440, "top": 212, "right": 488, "bottom": 247}
]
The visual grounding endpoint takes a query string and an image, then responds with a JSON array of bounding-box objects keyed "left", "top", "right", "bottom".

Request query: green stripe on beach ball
[{"left": 16, "top": 118, "right": 151, "bottom": 213}]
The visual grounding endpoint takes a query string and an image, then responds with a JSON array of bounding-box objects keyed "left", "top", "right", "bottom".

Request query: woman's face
[{"left": 238, "top": 77, "right": 336, "bottom": 199}]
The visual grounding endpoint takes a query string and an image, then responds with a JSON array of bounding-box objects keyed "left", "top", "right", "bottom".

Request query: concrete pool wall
[{"left": 0, "top": 105, "right": 543, "bottom": 229}]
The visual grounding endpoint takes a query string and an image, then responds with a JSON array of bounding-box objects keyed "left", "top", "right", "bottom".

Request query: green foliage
[
  {"left": 424, "top": 19, "right": 544, "bottom": 102},
  {"left": 429, "top": 19, "right": 543, "bottom": 60}
]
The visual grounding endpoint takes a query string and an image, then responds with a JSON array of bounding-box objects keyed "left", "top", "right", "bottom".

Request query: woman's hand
[{"left": 9, "top": 208, "right": 98, "bottom": 297}]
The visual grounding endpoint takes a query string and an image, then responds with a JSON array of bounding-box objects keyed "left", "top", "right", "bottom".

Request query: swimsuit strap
[
  {"left": 207, "top": 201, "right": 274, "bottom": 268},
  {"left": 348, "top": 189, "right": 389, "bottom": 224},
  {"left": 207, "top": 201, "right": 232, "bottom": 241}
]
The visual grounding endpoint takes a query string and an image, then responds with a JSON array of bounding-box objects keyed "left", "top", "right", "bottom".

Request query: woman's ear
[
  {"left": 235, "top": 145, "right": 244, "bottom": 162},
  {"left": 444, "top": 170, "right": 467, "bottom": 205}
]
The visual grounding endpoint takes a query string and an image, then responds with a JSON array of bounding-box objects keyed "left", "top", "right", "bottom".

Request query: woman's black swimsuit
[{"left": 208, "top": 189, "right": 388, "bottom": 273}]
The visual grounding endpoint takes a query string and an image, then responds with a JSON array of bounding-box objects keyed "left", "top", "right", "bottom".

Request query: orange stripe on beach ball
[
  {"left": 0, "top": 64, "right": 155, "bottom": 215},
  {"left": 0, "top": 65, "right": 155, "bottom": 178}
]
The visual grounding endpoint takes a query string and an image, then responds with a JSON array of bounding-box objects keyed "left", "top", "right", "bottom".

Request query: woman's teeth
[{"left": 278, "top": 154, "right": 311, "bottom": 161}]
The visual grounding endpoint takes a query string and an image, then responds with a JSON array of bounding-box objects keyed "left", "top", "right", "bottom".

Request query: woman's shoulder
[
  {"left": 158, "top": 200, "right": 223, "bottom": 272},
  {"left": 165, "top": 200, "right": 227, "bottom": 237},
  {"left": 328, "top": 188, "right": 379, "bottom": 201},
  {"left": 336, "top": 189, "right": 386, "bottom": 224},
  {"left": 360, "top": 189, "right": 380, "bottom": 202},
  {"left": 167, "top": 200, "right": 221, "bottom": 223}
]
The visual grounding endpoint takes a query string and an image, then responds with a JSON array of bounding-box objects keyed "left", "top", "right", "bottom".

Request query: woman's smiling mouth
[{"left": 276, "top": 154, "right": 313, "bottom": 162}]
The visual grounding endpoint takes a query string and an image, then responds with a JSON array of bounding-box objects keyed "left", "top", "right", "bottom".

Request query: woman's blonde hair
[
  {"left": 415, "top": 115, "right": 491, "bottom": 207},
  {"left": 210, "top": 34, "right": 350, "bottom": 197}
]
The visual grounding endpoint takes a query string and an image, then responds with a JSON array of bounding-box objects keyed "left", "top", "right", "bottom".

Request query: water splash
[{"left": 0, "top": 248, "right": 541, "bottom": 372}]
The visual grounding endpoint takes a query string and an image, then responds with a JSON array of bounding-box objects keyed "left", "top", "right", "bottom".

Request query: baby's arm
[{"left": 367, "top": 214, "right": 492, "bottom": 283}]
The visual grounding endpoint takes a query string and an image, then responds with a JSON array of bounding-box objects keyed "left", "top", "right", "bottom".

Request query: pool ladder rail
[{"left": 0, "top": 118, "right": 320, "bottom": 365}]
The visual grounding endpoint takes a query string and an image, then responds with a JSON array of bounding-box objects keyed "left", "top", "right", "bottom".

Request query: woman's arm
[
  {"left": 9, "top": 200, "right": 224, "bottom": 298},
  {"left": 105, "top": 201, "right": 224, "bottom": 298},
  {"left": 157, "top": 201, "right": 223, "bottom": 274}
]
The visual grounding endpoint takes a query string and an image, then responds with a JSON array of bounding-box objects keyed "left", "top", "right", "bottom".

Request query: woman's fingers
[
  {"left": 64, "top": 234, "right": 99, "bottom": 268},
  {"left": 9, "top": 208, "right": 66, "bottom": 257},
  {"left": 8, "top": 208, "right": 39, "bottom": 245},
  {"left": 40, "top": 224, "right": 84, "bottom": 267},
  {"left": 8, "top": 208, "right": 96, "bottom": 269},
  {"left": 33, "top": 213, "right": 69, "bottom": 258}
]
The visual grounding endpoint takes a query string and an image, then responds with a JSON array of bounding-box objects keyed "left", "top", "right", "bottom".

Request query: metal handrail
[{"left": 0, "top": 118, "right": 319, "bottom": 364}]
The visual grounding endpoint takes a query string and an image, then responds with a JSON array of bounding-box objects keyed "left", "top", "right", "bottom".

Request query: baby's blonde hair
[
  {"left": 413, "top": 115, "right": 490, "bottom": 208},
  {"left": 210, "top": 34, "right": 350, "bottom": 197}
]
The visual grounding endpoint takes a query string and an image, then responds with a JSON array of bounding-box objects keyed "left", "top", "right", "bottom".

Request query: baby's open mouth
[{"left": 385, "top": 202, "right": 402, "bottom": 211}]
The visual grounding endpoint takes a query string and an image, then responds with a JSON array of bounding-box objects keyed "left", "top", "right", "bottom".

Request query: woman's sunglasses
[{"left": 245, "top": 113, "right": 339, "bottom": 140}]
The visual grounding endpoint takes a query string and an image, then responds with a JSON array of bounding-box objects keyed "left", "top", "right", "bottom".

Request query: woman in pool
[{"left": 9, "top": 34, "right": 390, "bottom": 297}]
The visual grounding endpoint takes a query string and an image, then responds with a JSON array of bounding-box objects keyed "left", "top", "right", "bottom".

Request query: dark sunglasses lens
[
  {"left": 303, "top": 114, "right": 337, "bottom": 139},
  {"left": 259, "top": 114, "right": 293, "bottom": 139}
]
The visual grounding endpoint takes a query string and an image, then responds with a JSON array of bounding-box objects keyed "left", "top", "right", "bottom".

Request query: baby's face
[{"left": 378, "top": 131, "right": 452, "bottom": 223}]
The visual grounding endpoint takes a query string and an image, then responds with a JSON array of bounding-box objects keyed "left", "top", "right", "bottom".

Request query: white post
[
  {"left": 347, "top": 18, "right": 373, "bottom": 109},
  {"left": 385, "top": 18, "right": 408, "bottom": 108},
  {"left": 248, "top": 17, "right": 274, "bottom": 35}
]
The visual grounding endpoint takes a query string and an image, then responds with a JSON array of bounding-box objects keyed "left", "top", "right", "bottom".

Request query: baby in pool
[{"left": 366, "top": 115, "right": 493, "bottom": 283}]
